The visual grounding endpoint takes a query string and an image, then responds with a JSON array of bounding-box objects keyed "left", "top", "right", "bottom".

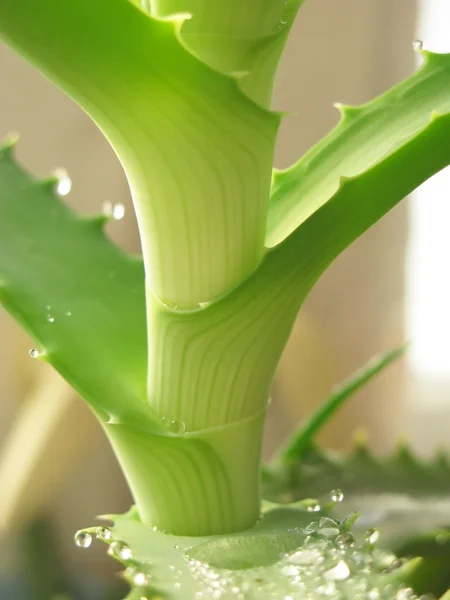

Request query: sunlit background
[{"left": 0, "top": 0, "right": 448, "bottom": 598}]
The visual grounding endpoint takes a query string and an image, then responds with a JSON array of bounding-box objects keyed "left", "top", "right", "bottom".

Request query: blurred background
[{"left": 0, "top": 0, "right": 449, "bottom": 597}]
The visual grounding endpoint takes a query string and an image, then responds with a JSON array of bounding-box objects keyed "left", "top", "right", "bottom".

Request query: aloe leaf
[
  {"left": 0, "top": 0, "right": 279, "bottom": 308},
  {"left": 278, "top": 346, "right": 406, "bottom": 462},
  {"left": 397, "top": 531, "right": 450, "bottom": 597},
  {"left": 264, "top": 442, "right": 450, "bottom": 549},
  {"left": 77, "top": 502, "right": 422, "bottom": 600},
  {"left": 0, "top": 141, "right": 152, "bottom": 430},
  {"left": 267, "top": 50, "right": 450, "bottom": 248},
  {"left": 152, "top": 0, "right": 306, "bottom": 107}
]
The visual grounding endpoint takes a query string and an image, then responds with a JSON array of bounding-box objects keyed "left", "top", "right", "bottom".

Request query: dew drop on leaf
[
  {"left": 280, "top": 565, "right": 299, "bottom": 577},
  {"left": 324, "top": 560, "right": 350, "bottom": 581},
  {"left": 55, "top": 169, "right": 72, "bottom": 196},
  {"left": 102, "top": 201, "right": 125, "bottom": 220},
  {"left": 110, "top": 540, "right": 132, "bottom": 560},
  {"left": 47, "top": 314, "right": 55, "bottom": 323},
  {"left": 112, "top": 203, "right": 125, "bottom": 220},
  {"left": 365, "top": 528, "right": 380, "bottom": 545},
  {"left": 133, "top": 571, "right": 148, "bottom": 586},
  {"left": 304, "top": 500, "right": 321, "bottom": 512},
  {"left": 170, "top": 419, "right": 186, "bottom": 434},
  {"left": 287, "top": 548, "right": 322, "bottom": 565},
  {"left": 330, "top": 489, "right": 344, "bottom": 503},
  {"left": 102, "top": 201, "right": 113, "bottom": 216},
  {"left": 412, "top": 39, "right": 423, "bottom": 51},
  {"left": 29, "top": 348, "right": 39, "bottom": 358},
  {"left": 336, "top": 532, "right": 355, "bottom": 548},
  {"left": 96, "top": 526, "right": 112, "bottom": 541},
  {"left": 74, "top": 530, "right": 92, "bottom": 548}
]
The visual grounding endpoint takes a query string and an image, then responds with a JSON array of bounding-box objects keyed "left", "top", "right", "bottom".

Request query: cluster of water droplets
[
  {"left": 184, "top": 520, "right": 416, "bottom": 599},
  {"left": 74, "top": 490, "right": 430, "bottom": 600},
  {"left": 179, "top": 491, "right": 424, "bottom": 599},
  {"left": 75, "top": 527, "right": 165, "bottom": 599}
]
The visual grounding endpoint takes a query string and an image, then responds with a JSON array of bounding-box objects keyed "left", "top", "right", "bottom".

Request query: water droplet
[
  {"left": 110, "top": 541, "right": 132, "bottom": 560},
  {"left": 413, "top": 39, "right": 423, "bottom": 52},
  {"left": 102, "top": 201, "right": 113, "bottom": 216},
  {"left": 170, "top": 419, "right": 186, "bottom": 434},
  {"left": 74, "top": 530, "right": 92, "bottom": 548},
  {"left": 102, "top": 201, "right": 125, "bottom": 220},
  {"left": 330, "top": 489, "right": 344, "bottom": 503},
  {"left": 317, "top": 582, "right": 337, "bottom": 596},
  {"left": 96, "top": 526, "right": 112, "bottom": 541},
  {"left": 280, "top": 565, "right": 299, "bottom": 577},
  {"left": 46, "top": 305, "right": 51, "bottom": 310},
  {"left": 365, "top": 528, "right": 380, "bottom": 545},
  {"left": 55, "top": 169, "right": 72, "bottom": 196},
  {"left": 365, "top": 590, "right": 380, "bottom": 600},
  {"left": 29, "top": 348, "right": 39, "bottom": 358},
  {"left": 304, "top": 499, "right": 321, "bottom": 512},
  {"left": 388, "top": 558, "right": 405, "bottom": 572},
  {"left": 287, "top": 548, "right": 322, "bottom": 565},
  {"left": 316, "top": 517, "right": 340, "bottom": 538},
  {"left": 66, "top": 310, "right": 72, "bottom": 317},
  {"left": 305, "top": 520, "right": 320, "bottom": 534},
  {"left": 324, "top": 560, "right": 350, "bottom": 581},
  {"left": 112, "top": 203, "right": 125, "bottom": 220},
  {"left": 47, "top": 314, "right": 55, "bottom": 323},
  {"left": 336, "top": 532, "right": 354, "bottom": 548},
  {"left": 133, "top": 571, "right": 148, "bottom": 586}
]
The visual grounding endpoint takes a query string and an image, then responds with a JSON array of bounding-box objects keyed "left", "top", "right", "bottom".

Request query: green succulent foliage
[
  {"left": 77, "top": 504, "right": 427, "bottom": 600},
  {"left": 0, "top": 139, "right": 150, "bottom": 430},
  {"left": 264, "top": 443, "right": 450, "bottom": 548},
  {"left": 1, "top": 0, "right": 450, "bottom": 584}
]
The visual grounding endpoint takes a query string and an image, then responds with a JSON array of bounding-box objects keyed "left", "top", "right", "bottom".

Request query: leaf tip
[
  {"left": 396, "top": 555, "right": 424, "bottom": 581},
  {"left": 352, "top": 428, "right": 370, "bottom": 451},
  {"left": 0, "top": 131, "right": 20, "bottom": 156},
  {"left": 334, "top": 102, "right": 359, "bottom": 122},
  {"left": 338, "top": 174, "right": 353, "bottom": 189},
  {"left": 430, "top": 109, "right": 444, "bottom": 123}
]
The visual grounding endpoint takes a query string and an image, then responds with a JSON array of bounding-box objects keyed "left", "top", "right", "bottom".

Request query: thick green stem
[{"left": 104, "top": 409, "right": 266, "bottom": 535}]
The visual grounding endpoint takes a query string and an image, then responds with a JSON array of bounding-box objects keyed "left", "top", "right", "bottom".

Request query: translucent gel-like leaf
[{"left": 81, "top": 503, "right": 426, "bottom": 600}]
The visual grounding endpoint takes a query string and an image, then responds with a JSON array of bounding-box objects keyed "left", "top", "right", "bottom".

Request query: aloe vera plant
[{"left": 1, "top": 1, "right": 450, "bottom": 598}]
